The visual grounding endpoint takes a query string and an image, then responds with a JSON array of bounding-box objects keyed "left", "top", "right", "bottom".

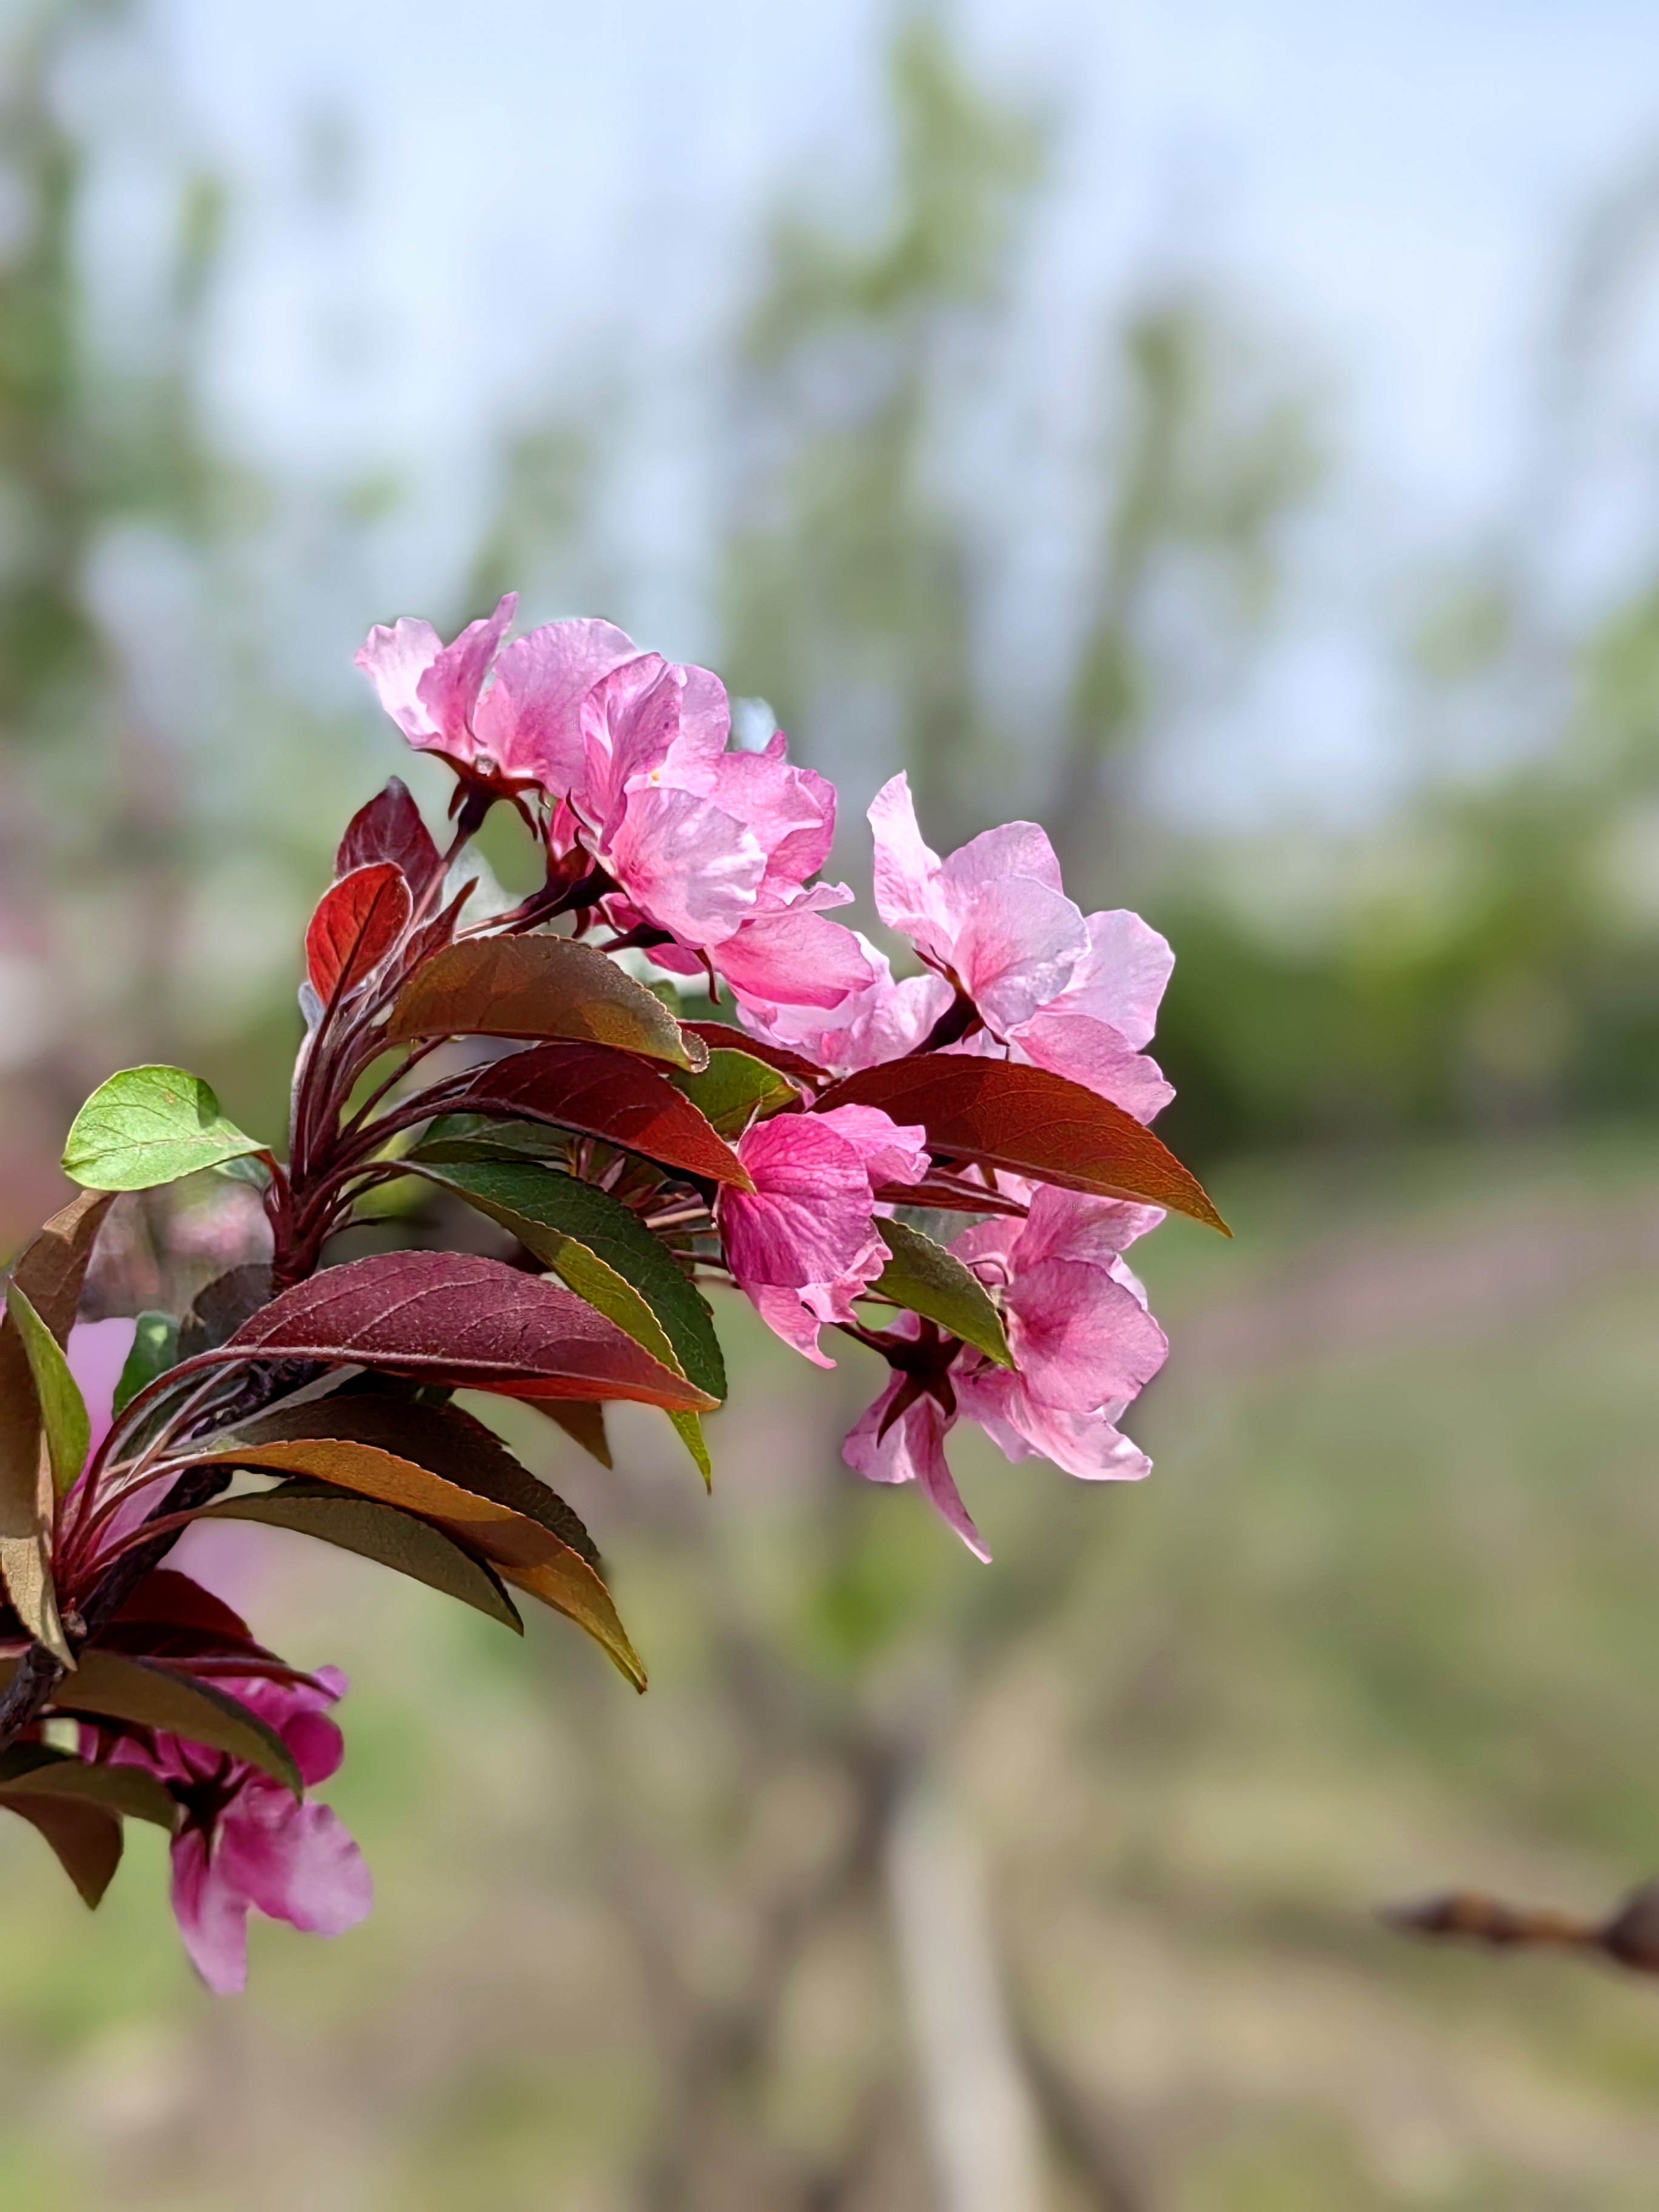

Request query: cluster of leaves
[{"left": 0, "top": 774, "right": 1219, "bottom": 1920}]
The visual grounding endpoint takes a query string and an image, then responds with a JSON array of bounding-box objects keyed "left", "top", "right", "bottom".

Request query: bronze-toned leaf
[
  {"left": 2, "top": 1796, "right": 123, "bottom": 1908},
  {"left": 225, "top": 1251, "right": 716, "bottom": 1412},
  {"left": 401, "top": 1157, "right": 723, "bottom": 1483},
  {"left": 401, "top": 1158, "right": 726, "bottom": 1400},
  {"left": 532, "top": 1399, "right": 612, "bottom": 1468},
  {"left": 201, "top": 1483, "right": 525, "bottom": 1633},
  {"left": 455, "top": 1042, "right": 752, "bottom": 1190},
  {"left": 306, "top": 863, "right": 411, "bottom": 1002},
  {"left": 5, "top": 1190, "right": 116, "bottom": 1336},
  {"left": 388, "top": 936, "right": 707, "bottom": 1070},
  {"left": 183, "top": 1413, "right": 643, "bottom": 1687},
  {"left": 335, "top": 777, "right": 443, "bottom": 896},
  {"left": 0, "top": 1744, "right": 178, "bottom": 1829},
  {"left": 33, "top": 1652, "right": 303, "bottom": 1794},
  {"left": 233, "top": 1395, "right": 601, "bottom": 1565}
]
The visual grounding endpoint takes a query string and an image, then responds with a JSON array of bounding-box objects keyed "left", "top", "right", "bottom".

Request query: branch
[
  {"left": 0, "top": 1359, "right": 313, "bottom": 1755},
  {"left": 1385, "top": 1880, "right": 1659, "bottom": 1974}
]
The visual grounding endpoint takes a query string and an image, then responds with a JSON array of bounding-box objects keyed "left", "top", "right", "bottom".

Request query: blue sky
[{"left": 128, "top": 0, "right": 1659, "bottom": 822}]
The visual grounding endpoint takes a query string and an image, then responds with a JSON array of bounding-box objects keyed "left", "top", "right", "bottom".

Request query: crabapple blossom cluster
[{"left": 0, "top": 593, "right": 1221, "bottom": 1991}]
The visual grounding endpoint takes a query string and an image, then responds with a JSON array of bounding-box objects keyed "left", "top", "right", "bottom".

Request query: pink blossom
[
  {"left": 719, "top": 1105, "right": 928, "bottom": 1366},
  {"left": 107, "top": 1661, "right": 371, "bottom": 1994},
  {"left": 841, "top": 1186, "right": 1167, "bottom": 1555},
  {"left": 737, "top": 933, "right": 952, "bottom": 1073},
  {"left": 862, "top": 774, "right": 1175, "bottom": 1120},
  {"left": 358, "top": 600, "right": 867, "bottom": 1007},
  {"left": 842, "top": 1319, "right": 990, "bottom": 1561},
  {"left": 683, "top": 902, "right": 877, "bottom": 1014},
  {"left": 571, "top": 659, "right": 865, "bottom": 1006},
  {"left": 355, "top": 594, "right": 637, "bottom": 809},
  {"left": 951, "top": 1187, "right": 1168, "bottom": 1479}
]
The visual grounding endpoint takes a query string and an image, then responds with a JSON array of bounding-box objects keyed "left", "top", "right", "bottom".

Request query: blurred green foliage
[{"left": 712, "top": 16, "right": 1659, "bottom": 1175}]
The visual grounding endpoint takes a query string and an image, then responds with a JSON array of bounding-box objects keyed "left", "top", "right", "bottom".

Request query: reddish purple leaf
[
  {"left": 873, "top": 1175, "right": 1030, "bottom": 1218},
  {"left": 336, "top": 777, "right": 443, "bottom": 897},
  {"left": 400, "top": 878, "right": 474, "bottom": 979},
  {"left": 681, "top": 1023, "right": 828, "bottom": 1085},
  {"left": 458, "top": 1042, "right": 753, "bottom": 1190},
  {"left": 306, "top": 863, "right": 412, "bottom": 1002},
  {"left": 226, "top": 1250, "right": 718, "bottom": 1409},
  {"left": 113, "top": 1569, "right": 253, "bottom": 1644},
  {"left": 816, "top": 1056, "right": 1229, "bottom": 1232}
]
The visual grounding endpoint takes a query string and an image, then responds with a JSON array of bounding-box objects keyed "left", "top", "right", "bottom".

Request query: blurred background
[{"left": 6, "top": 0, "right": 1659, "bottom": 2202}]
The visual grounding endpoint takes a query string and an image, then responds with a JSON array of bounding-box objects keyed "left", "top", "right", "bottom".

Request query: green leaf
[
  {"left": 113, "top": 1312, "right": 180, "bottom": 1416},
  {"left": 404, "top": 1158, "right": 726, "bottom": 1403},
  {"left": 5, "top": 1284, "right": 89, "bottom": 1493},
  {"left": 213, "top": 1153, "right": 273, "bottom": 1190},
  {"left": 873, "top": 1219, "right": 1014, "bottom": 1367},
  {"left": 413, "top": 1114, "right": 568, "bottom": 1162},
  {"left": 669, "top": 1048, "right": 797, "bottom": 1136},
  {"left": 404, "top": 1157, "right": 725, "bottom": 1485},
  {"left": 0, "top": 1744, "right": 178, "bottom": 1829},
  {"left": 0, "top": 1195, "right": 112, "bottom": 1665},
  {"left": 2, "top": 1796, "right": 124, "bottom": 1908},
  {"left": 62, "top": 1066, "right": 269, "bottom": 1193},
  {"left": 201, "top": 1482, "right": 525, "bottom": 1633},
  {"left": 38, "top": 1652, "right": 303, "bottom": 1794}
]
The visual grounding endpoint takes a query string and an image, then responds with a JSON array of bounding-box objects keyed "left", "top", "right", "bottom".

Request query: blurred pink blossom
[{"left": 109, "top": 1658, "right": 371, "bottom": 1995}]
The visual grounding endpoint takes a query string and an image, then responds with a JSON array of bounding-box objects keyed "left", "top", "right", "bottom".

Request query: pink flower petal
[
  {"left": 1054, "top": 910, "right": 1175, "bottom": 1050},
  {"left": 955, "top": 1368, "right": 1152, "bottom": 1483},
  {"left": 1008, "top": 1008, "right": 1175, "bottom": 1123},
  {"left": 414, "top": 592, "right": 517, "bottom": 757},
  {"left": 723, "top": 1117, "right": 886, "bottom": 1288},
  {"left": 355, "top": 616, "right": 446, "bottom": 740},
  {"left": 1004, "top": 1256, "right": 1168, "bottom": 1413},
  {"left": 814, "top": 1104, "right": 930, "bottom": 1190},
  {"left": 665, "top": 662, "right": 734, "bottom": 775},
  {"left": 473, "top": 616, "right": 638, "bottom": 793},
  {"left": 605, "top": 784, "right": 765, "bottom": 948},
  {"left": 709, "top": 740, "right": 837, "bottom": 895},
  {"left": 748, "top": 1284, "right": 839, "bottom": 1368},
  {"left": 170, "top": 1826, "right": 251, "bottom": 1996},
  {"left": 715, "top": 907, "right": 877, "bottom": 1010},
  {"left": 217, "top": 1792, "right": 374, "bottom": 1940},
  {"left": 578, "top": 655, "right": 686, "bottom": 839},
  {"left": 868, "top": 774, "right": 953, "bottom": 962},
  {"left": 1009, "top": 1186, "right": 1165, "bottom": 1271},
  {"left": 948, "top": 876, "right": 1088, "bottom": 1031},
  {"left": 842, "top": 1386, "right": 990, "bottom": 1560},
  {"left": 936, "top": 818, "right": 1065, "bottom": 908}
]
